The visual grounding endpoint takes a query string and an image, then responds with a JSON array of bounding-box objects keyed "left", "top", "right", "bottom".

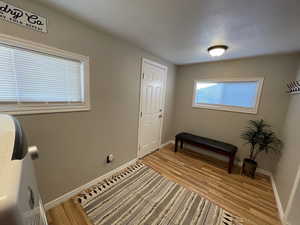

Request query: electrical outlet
[{"left": 106, "top": 154, "right": 114, "bottom": 163}]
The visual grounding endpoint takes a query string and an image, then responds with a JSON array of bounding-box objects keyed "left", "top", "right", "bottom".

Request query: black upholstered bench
[{"left": 175, "top": 132, "right": 238, "bottom": 173}]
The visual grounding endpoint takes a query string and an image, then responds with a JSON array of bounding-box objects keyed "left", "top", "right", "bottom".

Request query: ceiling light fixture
[{"left": 207, "top": 45, "right": 228, "bottom": 57}]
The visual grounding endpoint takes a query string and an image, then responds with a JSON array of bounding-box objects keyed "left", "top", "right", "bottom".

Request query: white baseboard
[
  {"left": 256, "top": 168, "right": 272, "bottom": 176},
  {"left": 45, "top": 158, "right": 138, "bottom": 210},
  {"left": 271, "top": 175, "right": 287, "bottom": 225},
  {"left": 159, "top": 140, "right": 173, "bottom": 148}
]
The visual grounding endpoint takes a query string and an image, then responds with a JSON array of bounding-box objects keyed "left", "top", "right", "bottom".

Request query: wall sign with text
[{"left": 0, "top": 1, "right": 47, "bottom": 33}]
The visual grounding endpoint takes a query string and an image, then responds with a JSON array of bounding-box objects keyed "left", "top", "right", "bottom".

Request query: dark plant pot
[{"left": 242, "top": 158, "right": 257, "bottom": 178}]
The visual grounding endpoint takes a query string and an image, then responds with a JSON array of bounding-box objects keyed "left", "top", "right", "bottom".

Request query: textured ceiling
[{"left": 35, "top": 0, "right": 300, "bottom": 64}]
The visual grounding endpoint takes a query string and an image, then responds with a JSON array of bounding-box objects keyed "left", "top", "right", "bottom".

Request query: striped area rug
[{"left": 77, "top": 163, "right": 242, "bottom": 225}]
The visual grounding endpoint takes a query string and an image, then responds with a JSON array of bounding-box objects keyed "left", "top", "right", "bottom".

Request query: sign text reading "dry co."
[{"left": 0, "top": 1, "right": 47, "bottom": 33}]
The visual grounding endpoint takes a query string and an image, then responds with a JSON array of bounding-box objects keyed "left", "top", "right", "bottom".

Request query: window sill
[
  {"left": 0, "top": 105, "right": 91, "bottom": 115},
  {"left": 192, "top": 103, "right": 258, "bottom": 114}
]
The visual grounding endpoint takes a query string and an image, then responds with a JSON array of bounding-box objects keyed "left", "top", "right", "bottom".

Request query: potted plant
[{"left": 241, "top": 119, "right": 282, "bottom": 178}]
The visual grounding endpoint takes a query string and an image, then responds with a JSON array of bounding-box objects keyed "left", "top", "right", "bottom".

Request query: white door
[{"left": 138, "top": 58, "right": 167, "bottom": 157}]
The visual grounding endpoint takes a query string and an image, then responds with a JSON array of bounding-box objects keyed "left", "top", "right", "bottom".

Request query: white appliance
[{"left": 0, "top": 115, "right": 48, "bottom": 225}]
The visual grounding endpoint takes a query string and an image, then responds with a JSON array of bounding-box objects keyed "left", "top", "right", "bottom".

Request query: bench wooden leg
[
  {"left": 228, "top": 153, "right": 235, "bottom": 174},
  {"left": 175, "top": 137, "right": 179, "bottom": 152},
  {"left": 180, "top": 140, "right": 184, "bottom": 149}
]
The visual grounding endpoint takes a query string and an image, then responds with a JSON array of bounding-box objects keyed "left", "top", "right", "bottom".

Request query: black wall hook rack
[{"left": 287, "top": 80, "right": 300, "bottom": 95}]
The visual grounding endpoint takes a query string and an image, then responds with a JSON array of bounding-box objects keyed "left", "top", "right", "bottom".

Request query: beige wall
[
  {"left": 1, "top": 0, "right": 176, "bottom": 202},
  {"left": 273, "top": 62, "right": 300, "bottom": 212},
  {"left": 2, "top": 0, "right": 299, "bottom": 208},
  {"left": 173, "top": 54, "right": 300, "bottom": 172}
]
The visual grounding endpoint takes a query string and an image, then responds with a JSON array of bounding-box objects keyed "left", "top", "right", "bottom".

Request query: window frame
[
  {"left": 0, "top": 33, "right": 90, "bottom": 115},
  {"left": 192, "top": 77, "right": 264, "bottom": 114}
]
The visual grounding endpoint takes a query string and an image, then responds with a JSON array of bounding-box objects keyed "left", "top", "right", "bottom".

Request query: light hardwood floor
[{"left": 46, "top": 144, "right": 281, "bottom": 225}]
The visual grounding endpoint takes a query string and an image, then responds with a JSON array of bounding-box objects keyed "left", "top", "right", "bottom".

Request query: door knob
[
  {"left": 28, "top": 146, "right": 39, "bottom": 160},
  {"left": 159, "top": 115, "right": 163, "bottom": 118}
]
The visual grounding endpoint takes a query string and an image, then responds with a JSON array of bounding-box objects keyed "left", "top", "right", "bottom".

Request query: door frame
[{"left": 137, "top": 58, "right": 168, "bottom": 158}]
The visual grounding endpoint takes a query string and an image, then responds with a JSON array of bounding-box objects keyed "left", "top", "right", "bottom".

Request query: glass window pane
[{"left": 195, "top": 81, "right": 259, "bottom": 108}]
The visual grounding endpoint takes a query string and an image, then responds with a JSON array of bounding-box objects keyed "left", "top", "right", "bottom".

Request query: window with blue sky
[{"left": 193, "top": 79, "right": 263, "bottom": 114}]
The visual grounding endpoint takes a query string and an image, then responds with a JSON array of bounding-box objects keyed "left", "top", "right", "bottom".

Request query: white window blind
[
  {"left": 0, "top": 44, "right": 83, "bottom": 103},
  {"left": 0, "top": 35, "right": 90, "bottom": 115}
]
